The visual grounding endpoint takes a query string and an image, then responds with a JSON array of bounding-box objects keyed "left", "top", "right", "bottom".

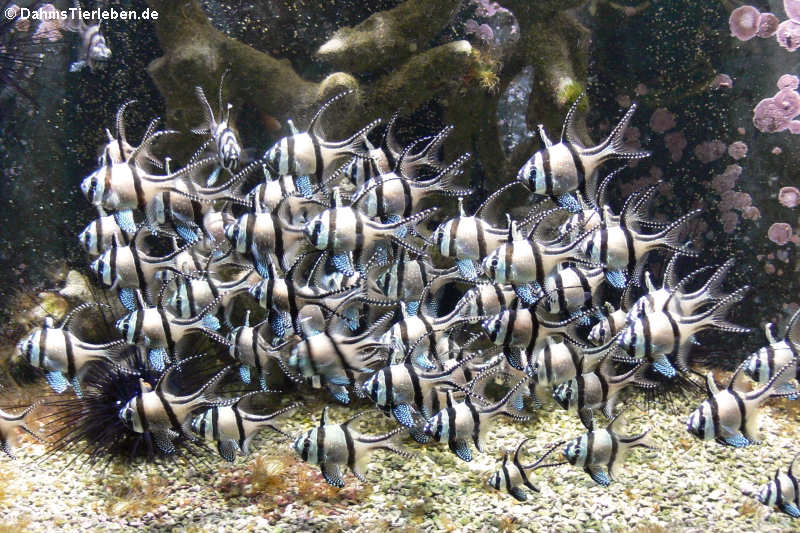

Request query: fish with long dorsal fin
[
  {"left": 65, "top": 0, "right": 111, "bottom": 72},
  {"left": 17, "top": 304, "right": 126, "bottom": 395},
  {"left": 118, "top": 360, "right": 234, "bottom": 454},
  {"left": 687, "top": 357, "right": 798, "bottom": 448},
  {"left": 292, "top": 407, "right": 413, "bottom": 487},
  {"left": 191, "top": 70, "right": 243, "bottom": 175},
  {"left": 744, "top": 307, "right": 800, "bottom": 397},
  {"left": 487, "top": 438, "right": 566, "bottom": 501},
  {"left": 516, "top": 96, "right": 650, "bottom": 210},
  {"left": 563, "top": 409, "right": 656, "bottom": 486}
]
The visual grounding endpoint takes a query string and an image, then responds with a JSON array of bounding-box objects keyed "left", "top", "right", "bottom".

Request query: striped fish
[
  {"left": 192, "top": 396, "right": 299, "bottom": 462},
  {"left": 303, "top": 190, "right": 436, "bottom": 273},
  {"left": 343, "top": 115, "right": 448, "bottom": 187},
  {"left": 145, "top": 190, "right": 212, "bottom": 244},
  {"left": 65, "top": 1, "right": 111, "bottom": 72},
  {"left": 117, "top": 363, "right": 233, "bottom": 454},
  {"left": 553, "top": 358, "right": 650, "bottom": 420},
  {"left": 225, "top": 210, "right": 309, "bottom": 274},
  {"left": 287, "top": 314, "right": 393, "bottom": 403},
  {"left": 542, "top": 263, "right": 605, "bottom": 316},
  {"left": 226, "top": 316, "right": 291, "bottom": 388},
  {"left": 167, "top": 267, "right": 260, "bottom": 321},
  {"left": 744, "top": 309, "right": 800, "bottom": 395},
  {"left": 527, "top": 336, "right": 615, "bottom": 394},
  {"left": 351, "top": 151, "right": 471, "bottom": 220},
  {"left": 580, "top": 197, "right": 700, "bottom": 289},
  {"left": 588, "top": 302, "right": 628, "bottom": 346},
  {"left": 618, "top": 289, "right": 750, "bottom": 378},
  {"left": 114, "top": 290, "right": 222, "bottom": 372},
  {"left": 754, "top": 454, "right": 800, "bottom": 518},
  {"left": 192, "top": 70, "right": 242, "bottom": 173},
  {"left": 0, "top": 403, "right": 39, "bottom": 459},
  {"left": 423, "top": 376, "right": 531, "bottom": 462},
  {"left": 263, "top": 91, "right": 379, "bottom": 183},
  {"left": 97, "top": 100, "right": 164, "bottom": 170},
  {"left": 457, "top": 282, "right": 519, "bottom": 318},
  {"left": 78, "top": 211, "right": 137, "bottom": 256},
  {"left": 487, "top": 438, "right": 565, "bottom": 501},
  {"left": 17, "top": 305, "right": 125, "bottom": 395},
  {"left": 687, "top": 359, "right": 797, "bottom": 448},
  {"left": 563, "top": 411, "right": 655, "bottom": 486},
  {"left": 292, "top": 406, "right": 412, "bottom": 487},
  {"left": 481, "top": 304, "right": 584, "bottom": 356},
  {"left": 517, "top": 98, "right": 649, "bottom": 205}
]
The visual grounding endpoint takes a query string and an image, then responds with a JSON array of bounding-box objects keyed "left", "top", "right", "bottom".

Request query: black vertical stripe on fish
[
  {"left": 708, "top": 394, "right": 721, "bottom": 439},
  {"left": 135, "top": 395, "right": 149, "bottom": 433},
  {"left": 328, "top": 209, "right": 338, "bottom": 252},
  {"left": 585, "top": 431, "right": 595, "bottom": 466},
  {"left": 354, "top": 213, "right": 364, "bottom": 262},
  {"left": 517, "top": 456, "right": 534, "bottom": 490},
  {"left": 343, "top": 424, "right": 356, "bottom": 471},
  {"left": 731, "top": 390, "right": 747, "bottom": 434},
  {"left": 542, "top": 150, "right": 553, "bottom": 195},
  {"left": 623, "top": 227, "right": 637, "bottom": 276},
  {"left": 109, "top": 244, "right": 118, "bottom": 286},
  {"left": 641, "top": 313, "right": 652, "bottom": 361},
  {"left": 467, "top": 400, "right": 482, "bottom": 450},
  {"left": 212, "top": 405, "right": 220, "bottom": 441},
  {"left": 130, "top": 245, "right": 148, "bottom": 292},
  {"left": 156, "top": 389, "right": 182, "bottom": 430},
  {"left": 504, "top": 240, "right": 513, "bottom": 282},
  {"left": 375, "top": 177, "right": 386, "bottom": 219},
  {"left": 382, "top": 366, "right": 393, "bottom": 407},
  {"left": 287, "top": 135, "right": 296, "bottom": 176},
  {"left": 272, "top": 215, "right": 286, "bottom": 269},
  {"left": 132, "top": 311, "right": 143, "bottom": 344},
  {"left": 576, "top": 375, "right": 586, "bottom": 412},
  {"left": 555, "top": 272, "right": 567, "bottom": 313},
  {"left": 300, "top": 429, "right": 311, "bottom": 461},
  {"left": 130, "top": 163, "right": 146, "bottom": 210},
  {"left": 477, "top": 221, "right": 487, "bottom": 259},
  {"left": 64, "top": 334, "right": 76, "bottom": 380},
  {"left": 244, "top": 214, "right": 255, "bottom": 255},
  {"left": 543, "top": 343, "right": 553, "bottom": 384},
  {"left": 598, "top": 372, "right": 609, "bottom": 406},
  {"left": 503, "top": 310, "right": 517, "bottom": 347},
  {"left": 95, "top": 217, "right": 104, "bottom": 251},
  {"left": 577, "top": 269, "right": 591, "bottom": 305},
  {"left": 445, "top": 406, "right": 456, "bottom": 444},
  {"left": 600, "top": 228, "right": 608, "bottom": 265},
  {"left": 767, "top": 345, "right": 775, "bottom": 380},
  {"left": 157, "top": 306, "right": 175, "bottom": 355},
  {"left": 532, "top": 244, "right": 544, "bottom": 285},
  {"left": 607, "top": 432, "right": 619, "bottom": 478},
  {"left": 311, "top": 133, "right": 324, "bottom": 184},
  {"left": 501, "top": 461, "right": 512, "bottom": 492},
  {"left": 409, "top": 366, "right": 423, "bottom": 413},
  {"left": 191, "top": 199, "right": 204, "bottom": 230},
  {"left": 316, "top": 424, "right": 326, "bottom": 464},
  {"left": 234, "top": 404, "right": 246, "bottom": 450},
  {"left": 565, "top": 141, "right": 586, "bottom": 189},
  {"left": 448, "top": 218, "right": 459, "bottom": 258},
  {"left": 401, "top": 179, "right": 413, "bottom": 218},
  {"left": 666, "top": 313, "right": 681, "bottom": 360},
  {"left": 251, "top": 326, "right": 263, "bottom": 378},
  {"left": 38, "top": 324, "right": 48, "bottom": 366}
]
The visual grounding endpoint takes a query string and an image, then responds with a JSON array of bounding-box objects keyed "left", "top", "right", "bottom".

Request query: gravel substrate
[{"left": 1, "top": 385, "right": 798, "bottom": 533}]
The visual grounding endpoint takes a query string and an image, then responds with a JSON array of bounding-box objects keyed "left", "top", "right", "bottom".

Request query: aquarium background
[{"left": 1, "top": 0, "right": 800, "bottom": 531}]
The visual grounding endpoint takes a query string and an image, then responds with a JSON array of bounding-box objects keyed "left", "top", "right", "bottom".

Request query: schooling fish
[
  {"left": 423, "top": 374, "right": 531, "bottom": 462},
  {"left": 192, "top": 70, "right": 242, "bottom": 174},
  {"left": 118, "top": 362, "right": 233, "bottom": 454},
  {"left": 516, "top": 97, "right": 649, "bottom": 208},
  {"left": 487, "top": 438, "right": 566, "bottom": 501},
  {"left": 192, "top": 394, "right": 299, "bottom": 462},
  {"left": 292, "top": 406, "right": 413, "bottom": 487},
  {"left": 0, "top": 403, "right": 40, "bottom": 459},
  {"left": 752, "top": 453, "right": 800, "bottom": 518},
  {"left": 78, "top": 211, "right": 137, "bottom": 256},
  {"left": 17, "top": 304, "right": 125, "bottom": 395},
  {"left": 562, "top": 410, "right": 655, "bottom": 486},
  {"left": 618, "top": 288, "right": 750, "bottom": 378},
  {"left": 686, "top": 358, "right": 797, "bottom": 448},
  {"left": 65, "top": 1, "right": 111, "bottom": 72},
  {"left": 263, "top": 91, "right": 379, "bottom": 183},
  {"left": 744, "top": 308, "right": 800, "bottom": 397},
  {"left": 225, "top": 209, "right": 310, "bottom": 275}
]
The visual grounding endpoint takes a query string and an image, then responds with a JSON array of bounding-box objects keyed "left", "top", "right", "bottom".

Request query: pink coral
[
  {"left": 752, "top": 86, "right": 800, "bottom": 133},
  {"left": 649, "top": 108, "right": 676, "bottom": 134},
  {"left": 32, "top": 4, "right": 63, "bottom": 43},
  {"left": 758, "top": 13, "right": 780, "bottom": 38},
  {"left": 693, "top": 140, "right": 727, "bottom": 164},
  {"left": 721, "top": 211, "right": 740, "bottom": 234},
  {"left": 712, "top": 172, "right": 736, "bottom": 194},
  {"left": 730, "top": 5, "right": 761, "bottom": 41},
  {"left": 664, "top": 131, "right": 687, "bottom": 162},
  {"left": 789, "top": 120, "right": 800, "bottom": 134},
  {"left": 768, "top": 222, "right": 793, "bottom": 245},
  {"left": 778, "top": 74, "right": 800, "bottom": 90},
  {"left": 727, "top": 141, "right": 748, "bottom": 160},
  {"left": 742, "top": 206, "right": 761, "bottom": 220},
  {"left": 777, "top": 19, "right": 800, "bottom": 51},
  {"left": 785, "top": 0, "right": 800, "bottom": 22},
  {"left": 779, "top": 186, "right": 800, "bottom": 207},
  {"left": 733, "top": 192, "right": 752, "bottom": 209}
]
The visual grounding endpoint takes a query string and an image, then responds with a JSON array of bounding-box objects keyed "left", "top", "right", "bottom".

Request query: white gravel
[{"left": 1, "top": 386, "right": 798, "bottom": 532}]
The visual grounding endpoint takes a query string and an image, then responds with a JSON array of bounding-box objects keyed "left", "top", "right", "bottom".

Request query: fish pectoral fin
[
  {"left": 449, "top": 440, "right": 473, "bottom": 462},
  {"left": 239, "top": 365, "right": 252, "bottom": 384},
  {"left": 781, "top": 502, "right": 800, "bottom": 518},
  {"left": 321, "top": 462, "right": 345, "bottom": 487},
  {"left": 152, "top": 431, "right": 176, "bottom": 454},
  {"left": 585, "top": 466, "right": 611, "bottom": 487},
  {"left": 508, "top": 486, "right": 528, "bottom": 502},
  {"left": 578, "top": 408, "right": 595, "bottom": 432},
  {"left": 217, "top": 439, "right": 240, "bottom": 462},
  {"left": 45, "top": 371, "right": 70, "bottom": 394}
]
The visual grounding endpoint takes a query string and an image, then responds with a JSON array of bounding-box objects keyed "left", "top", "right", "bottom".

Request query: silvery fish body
[
  {"left": 754, "top": 455, "right": 800, "bottom": 518},
  {"left": 0, "top": 404, "right": 38, "bottom": 459},
  {"left": 744, "top": 309, "right": 800, "bottom": 395}
]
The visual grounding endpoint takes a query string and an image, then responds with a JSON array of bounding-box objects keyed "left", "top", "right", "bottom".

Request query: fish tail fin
[
  {"left": 328, "top": 119, "right": 383, "bottom": 158},
  {"left": 646, "top": 209, "right": 701, "bottom": 256},
  {"left": 689, "top": 286, "right": 751, "bottom": 335},
  {"left": 397, "top": 125, "right": 452, "bottom": 178},
  {"left": 420, "top": 152, "right": 473, "bottom": 197},
  {"left": 588, "top": 103, "right": 650, "bottom": 164},
  {"left": 359, "top": 426, "right": 414, "bottom": 456}
]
